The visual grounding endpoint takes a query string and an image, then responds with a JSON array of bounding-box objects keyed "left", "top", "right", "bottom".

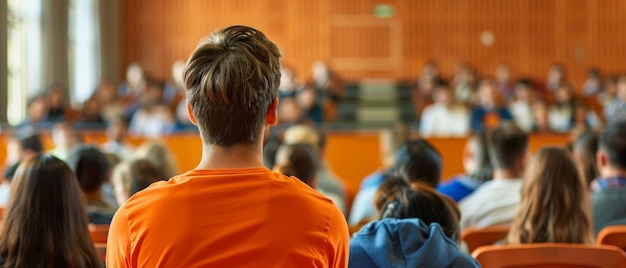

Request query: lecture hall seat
[
  {"left": 461, "top": 225, "right": 510, "bottom": 254},
  {"left": 597, "top": 225, "right": 626, "bottom": 251},
  {"left": 89, "top": 224, "right": 110, "bottom": 243},
  {"left": 472, "top": 243, "right": 626, "bottom": 268}
]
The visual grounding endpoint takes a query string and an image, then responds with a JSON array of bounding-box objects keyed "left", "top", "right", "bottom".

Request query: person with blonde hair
[
  {"left": 111, "top": 159, "right": 166, "bottom": 205},
  {"left": 283, "top": 124, "right": 348, "bottom": 214},
  {"left": 134, "top": 141, "right": 179, "bottom": 179},
  {"left": 507, "top": 147, "right": 593, "bottom": 244}
]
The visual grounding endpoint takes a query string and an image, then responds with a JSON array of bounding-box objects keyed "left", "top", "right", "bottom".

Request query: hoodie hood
[{"left": 349, "top": 218, "right": 479, "bottom": 268}]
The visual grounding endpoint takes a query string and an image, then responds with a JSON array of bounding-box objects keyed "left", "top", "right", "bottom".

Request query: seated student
[
  {"left": 358, "top": 125, "right": 408, "bottom": 191},
  {"left": 67, "top": 146, "right": 117, "bottom": 224},
  {"left": 438, "top": 130, "right": 492, "bottom": 202},
  {"left": 134, "top": 141, "right": 179, "bottom": 179},
  {"left": 419, "top": 81, "right": 470, "bottom": 137},
  {"left": 547, "top": 84, "right": 577, "bottom": 132},
  {"left": 0, "top": 134, "right": 44, "bottom": 206},
  {"left": 111, "top": 159, "right": 166, "bottom": 206},
  {"left": 507, "top": 147, "right": 593, "bottom": 244},
  {"left": 0, "top": 154, "right": 100, "bottom": 267},
  {"left": 349, "top": 139, "right": 442, "bottom": 226},
  {"left": 283, "top": 124, "right": 348, "bottom": 215},
  {"left": 573, "top": 131, "right": 600, "bottom": 186},
  {"left": 508, "top": 80, "right": 536, "bottom": 132},
  {"left": 592, "top": 121, "right": 626, "bottom": 234},
  {"left": 604, "top": 75, "right": 626, "bottom": 123},
  {"left": 470, "top": 79, "right": 514, "bottom": 132},
  {"left": 128, "top": 79, "right": 176, "bottom": 137},
  {"left": 101, "top": 118, "right": 135, "bottom": 161},
  {"left": 50, "top": 122, "right": 83, "bottom": 161},
  {"left": 460, "top": 122, "right": 528, "bottom": 230},
  {"left": 274, "top": 143, "right": 319, "bottom": 188},
  {"left": 349, "top": 178, "right": 479, "bottom": 268}
]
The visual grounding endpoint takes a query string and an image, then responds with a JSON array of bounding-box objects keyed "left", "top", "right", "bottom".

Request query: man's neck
[
  {"left": 493, "top": 169, "right": 522, "bottom": 180},
  {"left": 600, "top": 166, "right": 626, "bottom": 179},
  {"left": 196, "top": 142, "right": 265, "bottom": 170}
]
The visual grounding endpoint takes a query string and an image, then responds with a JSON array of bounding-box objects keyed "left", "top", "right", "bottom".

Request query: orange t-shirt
[{"left": 106, "top": 167, "right": 349, "bottom": 267}]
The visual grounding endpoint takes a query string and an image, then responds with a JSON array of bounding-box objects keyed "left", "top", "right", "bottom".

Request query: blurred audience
[
  {"left": 0, "top": 134, "right": 43, "bottom": 207},
  {"left": 134, "top": 141, "right": 179, "bottom": 179},
  {"left": 101, "top": 118, "right": 135, "bottom": 161},
  {"left": 507, "top": 147, "right": 593, "bottom": 244},
  {"left": 284, "top": 125, "right": 348, "bottom": 215},
  {"left": 111, "top": 159, "right": 165, "bottom": 205},
  {"left": 437, "top": 130, "right": 492, "bottom": 202},
  {"left": 129, "top": 79, "right": 176, "bottom": 137},
  {"left": 50, "top": 122, "right": 83, "bottom": 161},
  {"left": 67, "top": 146, "right": 116, "bottom": 224},
  {"left": 470, "top": 80, "right": 513, "bottom": 132},
  {"left": 573, "top": 131, "right": 600, "bottom": 186},
  {"left": 605, "top": 75, "right": 626, "bottom": 123},
  {"left": 274, "top": 142, "right": 319, "bottom": 188},
  {"left": 419, "top": 81, "right": 469, "bottom": 137},
  {"left": 508, "top": 80, "right": 536, "bottom": 132},
  {"left": 460, "top": 122, "right": 528, "bottom": 229}
]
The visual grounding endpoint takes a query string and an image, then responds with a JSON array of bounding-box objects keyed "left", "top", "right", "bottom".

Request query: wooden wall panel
[{"left": 122, "top": 0, "right": 626, "bottom": 89}]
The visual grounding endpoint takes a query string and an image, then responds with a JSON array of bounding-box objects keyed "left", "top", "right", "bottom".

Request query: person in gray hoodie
[{"left": 349, "top": 178, "right": 479, "bottom": 268}]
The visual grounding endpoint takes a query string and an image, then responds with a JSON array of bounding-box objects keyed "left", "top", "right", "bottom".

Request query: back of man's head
[
  {"left": 393, "top": 139, "right": 442, "bottom": 188},
  {"left": 487, "top": 122, "right": 529, "bottom": 172},
  {"left": 183, "top": 25, "right": 281, "bottom": 147},
  {"left": 599, "top": 121, "right": 626, "bottom": 171},
  {"left": 19, "top": 134, "right": 44, "bottom": 156}
]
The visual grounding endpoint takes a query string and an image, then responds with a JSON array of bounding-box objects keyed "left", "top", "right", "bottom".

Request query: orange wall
[{"left": 122, "top": 0, "right": 626, "bottom": 86}]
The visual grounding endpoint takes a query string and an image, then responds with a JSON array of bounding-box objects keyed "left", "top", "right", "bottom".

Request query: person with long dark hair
[{"left": 0, "top": 154, "right": 101, "bottom": 267}]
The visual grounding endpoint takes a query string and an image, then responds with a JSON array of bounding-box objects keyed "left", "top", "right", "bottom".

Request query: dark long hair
[{"left": 0, "top": 154, "right": 101, "bottom": 267}]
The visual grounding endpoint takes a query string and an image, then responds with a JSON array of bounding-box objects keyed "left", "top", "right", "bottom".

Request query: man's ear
[
  {"left": 265, "top": 98, "right": 279, "bottom": 126},
  {"left": 187, "top": 103, "right": 198, "bottom": 125},
  {"left": 597, "top": 150, "right": 608, "bottom": 170}
]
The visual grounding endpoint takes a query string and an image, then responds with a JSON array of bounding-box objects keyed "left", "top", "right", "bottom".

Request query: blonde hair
[
  {"left": 111, "top": 159, "right": 165, "bottom": 205},
  {"left": 507, "top": 147, "right": 593, "bottom": 244},
  {"left": 135, "top": 141, "right": 179, "bottom": 178}
]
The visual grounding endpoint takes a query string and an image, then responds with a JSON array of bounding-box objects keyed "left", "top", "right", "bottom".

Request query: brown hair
[
  {"left": 274, "top": 143, "right": 319, "bottom": 187},
  {"left": 507, "top": 147, "right": 593, "bottom": 244},
  {"left": 574, "top": 131, "right": 599, "bottom": 185},
  {"left": 374, "top": 178, "right": 461, "bottom": 242},
  {"left": 0, "top": 154, "right": 100, "bottom": 267},
  {"left": 111, "top": 159, "right": 166, "bottom": 205},
  {"left": 487, "top": 122, "right": 528, "bottom": 171},
  {"left": 183, "top": 25, "right": 281, "bottom": 146}
]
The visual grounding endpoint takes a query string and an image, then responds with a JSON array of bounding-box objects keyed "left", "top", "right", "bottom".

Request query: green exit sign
[{"left": 373, "top": 4, "right": 395, "bottom": 18}]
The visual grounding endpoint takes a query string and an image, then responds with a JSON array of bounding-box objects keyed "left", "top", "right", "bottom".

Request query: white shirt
[
  {"left": 459, "top": 178, "right": 523, "bottom": 230},
  {"left": 509, "top": 101, "right": 534, "bottom": 132},
  {"left": 419, "top": 103, "right": 469, "bottom": 137}
]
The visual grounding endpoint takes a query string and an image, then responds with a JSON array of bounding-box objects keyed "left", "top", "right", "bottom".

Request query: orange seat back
[
  {"left": 597, "top": 225, "right": 626, "bottom": 251},
  {"left": 461, "top": 225, "right": 510, "bottom": 254},
  {"left": 473, "top": 243, "right": 626, "bottom": 268},
  {"left": 89, "top": 224, "right": 110, "bottom": 243}
]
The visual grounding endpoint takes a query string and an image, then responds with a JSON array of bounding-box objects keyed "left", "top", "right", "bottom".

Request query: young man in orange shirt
[{"left": 106, "top": 25, "right": 350, "bottom": 267}]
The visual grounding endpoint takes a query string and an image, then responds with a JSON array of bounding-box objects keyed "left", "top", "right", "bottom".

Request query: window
[
  {"left": 7, "top": 0, "right": 41, "bottom": 125},
  {"left": 69, "top": 0, "right": 101, "bottom": 106}
]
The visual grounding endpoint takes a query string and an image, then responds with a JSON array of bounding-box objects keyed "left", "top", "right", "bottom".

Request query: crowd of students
[{"left": 0, "top": 25, "right": 625, "bottom": 267}]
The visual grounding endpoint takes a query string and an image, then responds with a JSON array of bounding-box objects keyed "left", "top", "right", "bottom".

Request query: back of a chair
[
  {"left": 461, "top": 225, "right": 510, "bottom": 254},
  {"left": 89, "top": 224, "right": 110, "bottom": 243},
  {"left": 597, "top": 225, "right": 626, "bottom": 250},
  {"left": 472, "top": 243, "right": 626, "bottom": 268}
]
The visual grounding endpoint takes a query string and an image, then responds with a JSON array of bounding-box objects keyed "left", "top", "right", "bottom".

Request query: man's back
[
  {"left": 459, "top": 179, "right": 523, "bottom": 229},
  {"left": 592, "top": 187, "right": 626, "bottom": 235},
  {"left": 107, "top": 168, "right": 349, "bottom": 267}
]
